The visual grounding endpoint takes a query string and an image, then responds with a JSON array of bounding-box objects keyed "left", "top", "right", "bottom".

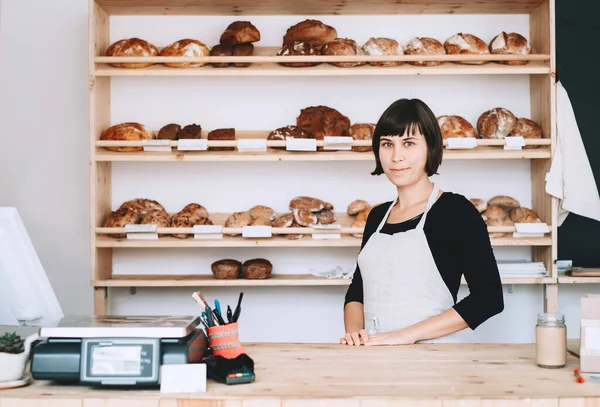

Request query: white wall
[{"left": 0, "top": 1, "right": 597, "bottom": 342}]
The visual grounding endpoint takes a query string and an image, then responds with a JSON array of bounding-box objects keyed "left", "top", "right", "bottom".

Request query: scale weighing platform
[{"left": 31, "top": 315, "right": 208, "bottom": 386}]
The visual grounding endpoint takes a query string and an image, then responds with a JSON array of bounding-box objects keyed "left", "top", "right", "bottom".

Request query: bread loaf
[
  {"left": 289, "top": 196, "right": 332, "bottom": 212},
  {"left": 104, "top": 208, "right": 139, "bottom": 238},
  {"left": 180, "top": 203, "right": 209, "bottom": 220},
  {"left": 248, "top": 205, "right": 277, "bottom": 222},
  {"left": 351, "top": 207, "right": 371, "bottom": 238},
  {"left": 293, "top": 209, "right": 318, "bottom": 227},
  {"left": 157, "top": 123, "right": 181, "bottom": 140},
  {"left": 210, "top": 43, "right": 233, "bottom": 68},
  {"left": 119, "top": 199, "right": 166, "bottom": 219},
  {"left": 285, "top": 221, "right": 305, "bottom": 240},
  {"left": 211, "top": 259, "right": 242, "bottom": 279},
  {"left": 316, "top": 209, "right": 336, "bottom": 225},
  {"left": 159, "top": 39, "right": 210, "bottom": 68},
  {"left": 347, "top": 199, "right": 370, "bottom": 216},
  {"left": 170, "top": 211, "right": 207, "bottom": 239},
  {"left": 362, "top": 37, "right": 403, "bottom": 67},
  {"left": 444, "top": 33, "right": 490, "bottom": 65},
  {"left": 106, "top": 38, "right": 159, "bottom": 68},
  {"left": 208, "top": 128, "right": 235, "bottom": 151},
  {"left": 220, "top": 21, "right": 260, "bottom": 46},
  {"left": 140, "top": 210, "right": 170, "bottom": 230},
  {"left": 271, "top": 213, "right": 294, "bottom": 228},
  {"left": 482, "top": 204, "right": 511, "bottom": 238},
  {"left": 283, "top": 19, "right": 337, "bottom": 46},
  {"left": 469, "top": 198, "right": 488, "bottom": 214},
  {"left": 276, "top": 41, "right": 321, "bottom": 68},
  {"left": 509, "top": 207, "right": 540, "bottom": 223},
  {"left": 488, "top": 195, "right": 520, "bottom": 211},
  {"left": 242, "top": 258, "right": 273, "bottom": 279},
  {"left": 224, "top": 211, "right": 252, "bottom": 236},
  {"left": 349, "top": 123, "right": 375, "bottom": 152},
  {"left": 404, "top": 37, "right": 445, "bottom": 66},
  {"left": 232, "top": 43, "right": 254, "bottom": 67},
  {"left": 177, "top": 124, "right": 202, "bottom": 139},
  {"left": 509, "top": 118, "right": 543, "bottom": 141},
  {"left": 296, "top": 106, "right": 351, "bottom": 150},
  {"left": 477, "top": 108, "right": 517, "bottom": 139},
  {"left": 100, "top": 123, "right": 151, "bottom": 152},
  {"left": 321, "top": 38, "right": 366, "bottom": 68},
  {"left": 490, "top": 32, "right": 531, "bottom": 65},
  {"left": 437, "top": 115, "right": 476, "bottom": 139},
  {"left": 249, "top": 216, "right": 271, "bottom": 226},
  {"left": 268, "top": 125, "right": 313, "bottom": 150}
]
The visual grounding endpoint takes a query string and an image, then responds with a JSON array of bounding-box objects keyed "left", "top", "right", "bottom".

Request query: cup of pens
[{"left": 192, "top": 291, "right": 245, "bottom": 358}]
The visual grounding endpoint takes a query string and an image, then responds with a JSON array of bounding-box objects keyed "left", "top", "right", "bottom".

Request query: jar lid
[{"left": 538, "top": 313, "right": 565, "bottom": 324}]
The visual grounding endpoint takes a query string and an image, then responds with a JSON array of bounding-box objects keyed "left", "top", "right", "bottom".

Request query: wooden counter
[{"left": 1, "top": 343, "right": 599, "bottom": 406}]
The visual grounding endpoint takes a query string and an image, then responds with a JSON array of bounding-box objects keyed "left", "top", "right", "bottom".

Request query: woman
[{"left": 341, "top": 98, "right": 504, "bottom": 346}]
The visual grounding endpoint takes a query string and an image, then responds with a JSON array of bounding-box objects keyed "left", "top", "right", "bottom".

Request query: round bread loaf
[
  {"left": 249, "top": 216, "right": 271, "bottom": 226},
  {"left": 347, "top": 199, "right": 370, "bottom": 216},
  {"left": 208, "top": 128, "right": 236, "bottom": 151},
  {"left": 101, "top": 122, "right": 151, "bottom": 152},
  {"left": 180, "top": 203, "right": 209, "bottom": 220},
  {"left": 276, "top": 41, "right": 322, "bottom": 67},
  {"left": 316, "top": 209, "right": 336, "bottom": 225},
  {"left": 119, "top": 198, "right": 166, "bottom": 219},
  {"left": 283, "top": 19, "right": 337, "bottom": 46},
  {"left": 404, "top": 37, "right": 445, "bottom": 66},
  {"left": 349, "top": 123, "right": 375, "bottom": 152},
  {"left": 292, "top": 209, "right": 318, "bottom": 227},
  {"left": 437, "top": 115, "right": 476, "bottom": 139},
  {"left": 482, "top": 204, "right": 511, "bottom": 238},
  {"left": 271, "top": 213, "right": 294, "bottom": 228},
  {"left": 509, "top": 118, "right": 543, "bottom": 141},
  {"left": 220, "top": 21, "right": 260, "bottom": 45},
  {"left": 362, "top": 37, "right": 403, "bottom": 67},
  {"left": 211, "top": 259, "right": 242, "bottom": 280},
  {"left": 232, "top": 43, "right": 254, "bottom": 67},
  {"left": 355, "top": 207, "right": 371, "bottom": 223},
  {"left": 104, "top": 207, "right": 139, "bottom": 238},
  {"left": 490, "top": 32, "right": 531, "bottom": 65},
  {"left": 224, "top": 212, "right": 252, "bottom": 236},
  {"left": 321, "top": 38, "right": 366, "bottom": 68},
  {"left": 242, "top": 258, "right": 273, "bottom": 279},
  {"left": 477, "top": 108, "right": 517, "bottom": 139},
  {"left": 488, "top": 195, "right": 520, "bottom": 211},
  {"left": 106, "top": 38, "right": 159, "bottom": 68},
  {"left": 157, "top": 123, "right": 181, "bottom": 140},
  {"left": 509, "top": 207, "right": 540, "bottom": 223},
  {"left": 296, "top": 106, "right": 351, "bottom": 148},
  {"left": 469, "top": 198, "right": 488, "bottom": 214},
  {"left": 140, "top": 209, "right": 170, "bottom": 228},
  {"left": 289, "top": 196, "right": 331, "bottom": 212},
  {"left": 159, "top": 39, "right": 210, "bottom": 68},
  {"left": 443, "top": 33, "right": 490, "bottom": 65},
  {"left": 170, "top": 211, "right": 207, "bottom": 239},
  {"left": 210, "top": 43, "right": 232, "bottom": 68},
  {"left": 248, "top": 205, "right": 277, "bottom": 222}
]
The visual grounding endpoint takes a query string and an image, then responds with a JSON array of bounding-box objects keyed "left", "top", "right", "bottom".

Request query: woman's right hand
[{"left": 340, "top": 329, "right": 368, "bottom": 346}]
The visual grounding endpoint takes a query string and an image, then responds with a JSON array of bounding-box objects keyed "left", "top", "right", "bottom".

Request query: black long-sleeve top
[{"left": 344, "top": 192, "right": 504, "bottom": 330}]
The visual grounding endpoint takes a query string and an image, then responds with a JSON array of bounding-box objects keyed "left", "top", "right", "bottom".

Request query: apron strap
[
  {"left": 415, "top": 185, "right": 439, "bottom": 230},
  {"left": 375, "top": 197, "right": 397, "bottom": 233}
]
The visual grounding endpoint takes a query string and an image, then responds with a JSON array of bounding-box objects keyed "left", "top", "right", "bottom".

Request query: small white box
[{"left": 160, "top": 364, "right": 206, "bottom": 394}]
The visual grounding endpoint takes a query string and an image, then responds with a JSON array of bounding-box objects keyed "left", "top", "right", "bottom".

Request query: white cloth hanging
[{"left": 545, "top": 81, "right": 600, "bottom": 226}]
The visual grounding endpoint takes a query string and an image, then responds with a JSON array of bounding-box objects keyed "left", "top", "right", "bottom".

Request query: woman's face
[{"left": 378, "top": 125, "right": 429, "bottom": 188}]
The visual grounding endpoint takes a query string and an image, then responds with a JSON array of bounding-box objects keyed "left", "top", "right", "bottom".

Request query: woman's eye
[
  {"left": 404, "top": 141, "right": 414, "bottom": 147},
  {"left": 384, "top": 142, "right": 393, "bottom": 147}
]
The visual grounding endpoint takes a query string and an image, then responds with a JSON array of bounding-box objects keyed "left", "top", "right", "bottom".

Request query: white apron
[{"left": 357, "top": 185, "right": 458, "bottom": 343}]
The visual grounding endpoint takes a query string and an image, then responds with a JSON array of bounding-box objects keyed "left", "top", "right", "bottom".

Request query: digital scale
[{"left": 31, "top": 315, "right": 208, "bottom": 387}]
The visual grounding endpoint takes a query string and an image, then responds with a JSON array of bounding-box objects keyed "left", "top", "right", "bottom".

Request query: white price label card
[
  {"left": 125, "top": 224, "right": 157, "bottom": 233},
  {"left": 160, "top": 364, "right": 206, "bottom": 394},
  {"left": 242, "top": 225, "right": 272, "bottom": 238},
  {"left": 312, "top": 233, "right": 342, "bottom": 240},
  {"left": 310, "top": 224, "right": 342, "bottom": 230},
  {"left": 178, "top": 139, "right": 208, "bottom": 151},
  {"left": 446, "top": 138, "right": 477, "bottom": 149},
  {"left": 504, "top": 136, "right": 525, "bottom": 150},
  {"left": 142, "top": 139, "right": 171, "bottom": 152},
  {"left": 237, "top": 139, "right": 267, "bottom": 152},
  {"left": 286, "top": 137, "right": 317, "bottom": 151},
  {"left": 323, "top": 136, "right": 353, "bottom": 151},
  {"left": 514, "top": 223, "right": 550, "bottom": 234},
  {"left": 193, "top": 225, "right": 223, "bottom": 240},
  {"left": 126, "top": 233, "right": 159, "bottom": 240}
]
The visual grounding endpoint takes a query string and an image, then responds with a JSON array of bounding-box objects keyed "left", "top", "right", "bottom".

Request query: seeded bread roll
[
  {"left": 362, "top": 37, "right": 404, "bottom": 67},
  {"left": 321, "top": 38, "right": 366, "bottom": 68},
  {"left": 224, "top": 211, "right": 252, "bottom": 236},
  {"left": 211, "top": 259, "right": 242, "bottom": 280},
  {"left": 220, "top": 21, "right": 261, "bottom": 45},
  {"left": 248, "top": 205, "right": 277, "bottom": 222},
  {"left": 438, "top": 115, "right": 476, "bottom": 139},
  {"left": 157, "top": 123, "right": 181, "bottom": 140},
  {"left": 349, "top": 123, "right": 375, "bottom": 152},
  {"left": 101, "top": 122, "right": 151, "bottom": 152},
  {"left": 443, "top": 33, "right": 490, "bottom": 65},
  {"left": 509, "top": 207, "right": 541, "bottom": 223},
  {"left": 283, "top": 19, "right": 337, "bottom": 46},
  {"left": 490, "top": 32, "right": 531, "bottom": 65},
  {"left": 159, "top": 39, "right": 210, "bottom": 68},
  {"left": 210, "top": 43, "right": 232, "bottom": 68},
  {"left": 208, "top": 128, "right": 235, "bottom": 151},
  {"left": 477, "top": 108, "right": 517, "bottom": 139},
  {"left": 276, "top": 41, "right": 322, "bottom": 68},
  {"left": 242, "top": 258, "right": 273, "bottom": 279},
  {"left": 106, "top": 38, "right": 159, "bottom": 68},
  {"left": 469, "top": 198, "right": 488, "bottom": 214},
  {"left": 347, "top": 199, "right": 370, "bottom": 216},
  {"left": 404, "top": 37, "right": 445, "bottom": 66},
  {"left": 488, "top": 195, "right": 520, "bottom": 211},
  {"left": 104, "top": 208, "right": 139, "bottom": 238}
]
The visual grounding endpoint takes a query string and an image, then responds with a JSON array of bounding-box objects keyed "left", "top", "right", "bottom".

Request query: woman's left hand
[{"left": 364, "top": 329, "right": 416, "bottom": 346}]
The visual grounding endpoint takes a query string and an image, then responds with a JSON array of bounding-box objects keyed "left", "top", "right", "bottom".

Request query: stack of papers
[{"left": 497, "top": 261, "right": 548, "bottom": 278}]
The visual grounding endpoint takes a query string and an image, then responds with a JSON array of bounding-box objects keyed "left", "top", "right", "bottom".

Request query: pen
[
  {"left": 227, "top": 305, "right": 233, "bottom": 323},
  {"left": 213, "top": 308, "right": 226, "bottom": 326},
  {"left": 214, "top": 300, "right": 222, "bottom": 316},
  {"left": 205, "top": 306, "right": 216, "bottom": 327},
  {"left": 232, "top": 292, "right": 244, "bottom": 322}
]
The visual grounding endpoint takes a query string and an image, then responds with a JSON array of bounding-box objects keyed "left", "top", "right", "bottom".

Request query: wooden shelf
[
  {"left": 92, "top": 274, "right": 555, "bottom": 287},
  {"left": 558, "top": 277, "right": 600, "bottom": 284},
  {"left": 95, "top": 0, "right": 546, "bottom": 16},
  {"left": 95, "top": 60, "right": 550, "bottom": 77}
]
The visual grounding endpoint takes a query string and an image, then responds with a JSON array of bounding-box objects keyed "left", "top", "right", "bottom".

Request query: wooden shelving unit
[{"left": 89, "top": 0, "right": 562, "bottom": 316}]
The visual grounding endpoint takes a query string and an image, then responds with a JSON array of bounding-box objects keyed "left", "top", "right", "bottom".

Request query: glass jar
[{"left": 535, "top": 313, "right": 567, "bottom": 368}]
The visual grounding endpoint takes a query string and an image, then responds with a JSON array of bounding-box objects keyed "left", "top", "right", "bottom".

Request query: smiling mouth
[{"left": 390, "top": 168, "right": 410, "bottom": 173}]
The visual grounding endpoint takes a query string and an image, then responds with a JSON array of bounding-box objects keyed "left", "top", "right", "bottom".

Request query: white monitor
[{"left": 0, "top": 207, "right": 63, "bottom": 326}]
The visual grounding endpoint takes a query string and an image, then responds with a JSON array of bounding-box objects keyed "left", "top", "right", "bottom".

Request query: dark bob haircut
[{"left": 371, "top": 98, "right": 443, "bottom": 177}]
